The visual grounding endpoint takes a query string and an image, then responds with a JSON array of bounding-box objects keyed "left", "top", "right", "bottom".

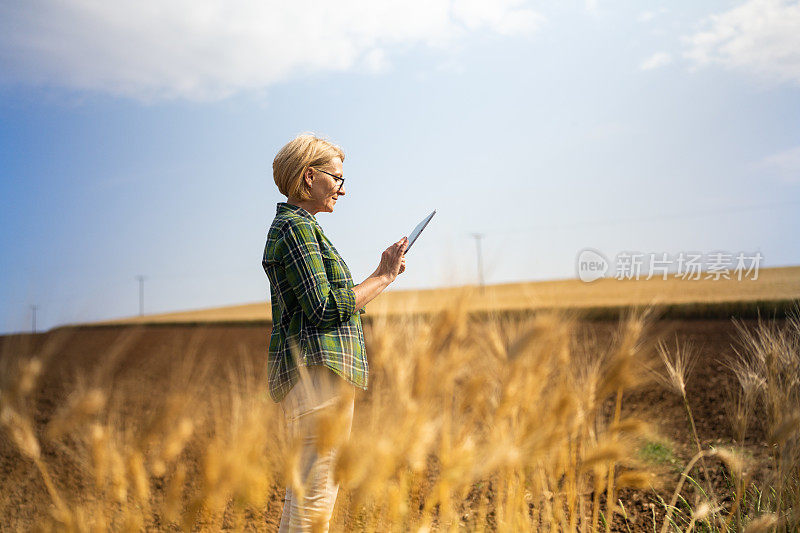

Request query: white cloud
[
  {"left": 0, "top": 0, "right": 542, "bottom": 102},
  {"left": 363, "top": 48, "right": 390, "bottom": 74},
  {"left": 453, "top": 0, "right": 544, "bottom": 35},
  {"left": 638, "top": 8, "right": 668, "bottom": 22},
  {"left": 684, "top": 0, "right": 800, "bottom": 86},
  {"left": 640, "top": 52, "right": 672, "bottom": 70},
  {"left": 761, "top": 145, "right": 800, "bottom": 182}
]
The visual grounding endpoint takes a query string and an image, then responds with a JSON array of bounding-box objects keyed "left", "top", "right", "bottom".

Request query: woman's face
[{"left": 307, "top": 156, "right": 345, "bottom": 214}]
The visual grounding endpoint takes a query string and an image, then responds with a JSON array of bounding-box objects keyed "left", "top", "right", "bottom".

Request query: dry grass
[
  {"left": 1, "top": 291, "right": 798, "bottom": 531},
  {"left": 726, "top": 313, "right": 800, "bottom": 531}
]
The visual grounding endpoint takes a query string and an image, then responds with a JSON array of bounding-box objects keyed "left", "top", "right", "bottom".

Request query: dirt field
[{"left": 1, "top": 313, "right": 788, "bottom": 531}]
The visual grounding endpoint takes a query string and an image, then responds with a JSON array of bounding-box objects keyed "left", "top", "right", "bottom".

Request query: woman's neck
[{"left": 286, "top": 197, "right": 318, "bottom": 216}]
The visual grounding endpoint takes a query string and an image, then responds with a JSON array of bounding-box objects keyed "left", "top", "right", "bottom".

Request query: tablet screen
[{"left": 406, "top": 210, "right": 436, "bottom": 253}]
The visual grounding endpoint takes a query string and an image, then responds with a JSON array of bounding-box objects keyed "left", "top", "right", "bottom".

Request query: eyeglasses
[{"left": 311, "top": 167, "right": 345, "bottom": 192}]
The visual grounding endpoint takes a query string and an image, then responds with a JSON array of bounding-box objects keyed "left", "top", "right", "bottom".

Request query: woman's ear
[{"left": 304, "top": 168, "right": 314, "bottom": 189}]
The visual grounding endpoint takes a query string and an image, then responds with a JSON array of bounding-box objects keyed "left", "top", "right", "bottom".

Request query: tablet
[{"left": 405, "top": 210, "right": 436, "bottom": 253}]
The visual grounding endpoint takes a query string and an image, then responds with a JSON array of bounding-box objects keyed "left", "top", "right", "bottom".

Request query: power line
[
  {"left": 485, "top": 198, "right": 800, "bottom": 235},
  {"left": 464, "top": 198, "right": 800, "bottom": 285},
  {"left": 5, "top": 198, "right": 798, "bottom": 330}
]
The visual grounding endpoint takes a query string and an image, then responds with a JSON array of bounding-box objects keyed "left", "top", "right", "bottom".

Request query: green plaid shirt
[{"left": 262, "top": 202, "right": 368, "bottom": 403}]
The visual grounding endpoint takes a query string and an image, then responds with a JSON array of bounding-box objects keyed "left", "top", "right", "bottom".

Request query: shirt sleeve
[{"left": 281, "top": 218, "right": 358, "bottom": 328}]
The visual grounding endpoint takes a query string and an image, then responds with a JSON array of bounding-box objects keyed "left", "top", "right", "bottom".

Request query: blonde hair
[{"left": 273, "top": 133, "right": 345, "bottom": 201}]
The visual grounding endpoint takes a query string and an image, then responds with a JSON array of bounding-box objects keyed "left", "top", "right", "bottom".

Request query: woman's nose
[{"left": 338, "top": 184, "right": 345, "bottom": 196}]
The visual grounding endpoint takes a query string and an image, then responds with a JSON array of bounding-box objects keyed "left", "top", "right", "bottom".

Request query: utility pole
[
  {"left": 136, "top": 275, "right": 146, "bottom": 316},
  {"left": 30, "top": 305, "right": 38, "bottom": 334},
  {"left": 471, "top": 233, "right": 485, "bottom": 288}
]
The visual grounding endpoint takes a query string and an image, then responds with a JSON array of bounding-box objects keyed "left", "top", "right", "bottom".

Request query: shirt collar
[{"left": 277, "top": 202, "right": 317, "bottom": 222}]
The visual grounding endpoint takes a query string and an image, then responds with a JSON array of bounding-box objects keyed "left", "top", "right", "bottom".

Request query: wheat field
[
  {"left": 2, "top": 288, "right": 799, "bottom": 531},
  {"left": 86, "top": 266, "right": 800, "bottom": 326}
]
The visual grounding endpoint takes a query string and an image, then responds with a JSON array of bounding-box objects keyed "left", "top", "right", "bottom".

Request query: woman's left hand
[{"left": 399, "top": 255, "right": 406, "bottom": 275}]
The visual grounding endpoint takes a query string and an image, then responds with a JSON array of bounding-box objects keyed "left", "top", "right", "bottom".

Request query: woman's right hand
[{"left": 377, "top": 237, "right": 408, "bottom": 282}]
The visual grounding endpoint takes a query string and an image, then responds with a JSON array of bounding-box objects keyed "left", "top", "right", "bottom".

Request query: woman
[{"left": 262, "top": 133, "right": 407, "bottom": 532}]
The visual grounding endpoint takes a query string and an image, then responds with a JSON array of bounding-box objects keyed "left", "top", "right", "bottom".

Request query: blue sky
[{"left": 1, "top": 0, "right": 799, "bottom": 333}]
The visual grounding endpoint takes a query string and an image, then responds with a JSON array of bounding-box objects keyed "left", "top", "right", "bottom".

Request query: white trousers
[{"left": 278, "top": 365, "right": 355, "bottom": 533}]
